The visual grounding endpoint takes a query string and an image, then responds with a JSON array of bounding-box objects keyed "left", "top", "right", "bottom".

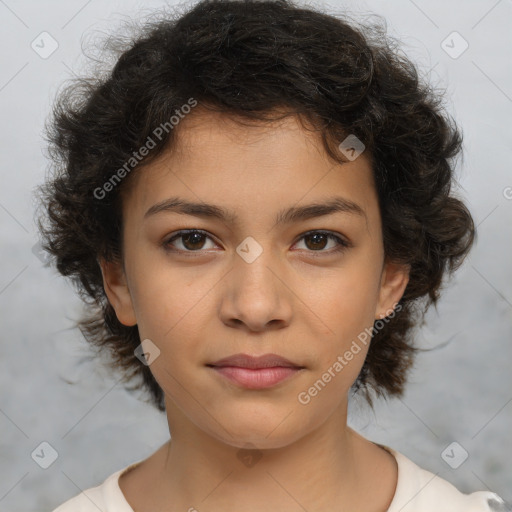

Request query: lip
[
  {"left": 207, "top": 353, "right": 304, "bottom": 389},
  {"left": 208, "top": 353, "right": 303, "bottom": 369}
]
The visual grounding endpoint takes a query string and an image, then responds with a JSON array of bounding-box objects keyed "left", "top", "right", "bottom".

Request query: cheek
[
  {"left": 301, "top": 262, "right": 381, "bottom": 395},
  {"left": 310, "top": 263, "right": 380, "bottom": 340},
  {"left": 129, "top": 252, "right": 215, "bottom": 337},
  {"left": 129, "top": 269, "right": 217, "bottom": 409}
]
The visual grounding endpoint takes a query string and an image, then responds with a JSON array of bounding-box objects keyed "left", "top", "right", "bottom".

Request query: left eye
[
  {"left": 295, "top": 231, "right": 349, "bottom": 253},
  {"left": 163, "top": 230, "right": 349, "bottom": 254}
]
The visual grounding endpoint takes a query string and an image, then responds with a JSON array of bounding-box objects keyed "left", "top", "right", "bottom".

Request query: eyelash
[{"left": 162, "top": 229, "right": 351, "bottom": 256}]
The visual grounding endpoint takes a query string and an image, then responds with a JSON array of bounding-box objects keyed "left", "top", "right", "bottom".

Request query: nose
[{"left": 218, "top": 246, "right": 293, "bottom": 333}]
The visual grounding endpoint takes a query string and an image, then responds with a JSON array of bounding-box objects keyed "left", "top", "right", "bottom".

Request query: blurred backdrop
[{"left": 0, "top": 0, "right": 510, "bottom": 510}]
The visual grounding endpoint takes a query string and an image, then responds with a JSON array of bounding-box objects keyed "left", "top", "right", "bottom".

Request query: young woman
[{"left": 37, "top": 0, "right": 508, "bottom": 510}]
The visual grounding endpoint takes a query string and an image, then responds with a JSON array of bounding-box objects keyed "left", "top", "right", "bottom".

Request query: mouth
[{"left": 206, "top": 353, "right": 305, "bottom": 389}]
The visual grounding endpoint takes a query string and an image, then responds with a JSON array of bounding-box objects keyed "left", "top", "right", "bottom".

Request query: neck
[{"left": 147, "top": 397, "right": 395, "bottom": 512}]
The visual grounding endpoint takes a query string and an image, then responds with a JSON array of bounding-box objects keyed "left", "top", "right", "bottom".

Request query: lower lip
[{"left": 210, "top": 366, "right": 302, "bottom": 389}]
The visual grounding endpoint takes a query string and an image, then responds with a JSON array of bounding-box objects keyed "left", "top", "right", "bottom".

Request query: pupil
[
  {"left": 307, "top": 233, "right": 327, "bottom": 250},
  {"left": 184, "top": 232, "right": 204, "bottom": 250}
]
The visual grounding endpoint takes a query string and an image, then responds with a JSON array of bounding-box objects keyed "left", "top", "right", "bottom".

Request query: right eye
[{"left": 163, "top": 229, "right": 218, "bottom": 253}]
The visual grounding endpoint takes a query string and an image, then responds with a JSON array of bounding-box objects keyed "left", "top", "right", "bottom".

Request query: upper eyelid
[{"left": 166, "top": 229, "right": 218, "bottom": 246}]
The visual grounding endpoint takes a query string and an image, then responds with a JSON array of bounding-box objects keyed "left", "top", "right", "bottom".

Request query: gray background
[{"left": 0, "top": 0, "right": 510, "bottom": 510}]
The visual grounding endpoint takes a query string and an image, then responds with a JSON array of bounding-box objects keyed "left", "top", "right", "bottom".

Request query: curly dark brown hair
[{"left": 35, "top": 0, "right": 475, "bottom": 412}]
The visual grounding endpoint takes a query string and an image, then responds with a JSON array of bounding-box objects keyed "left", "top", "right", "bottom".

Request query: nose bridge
[
  {"left": 233, "top": 234, "right": 280, "bottom": 293},
  {"left": 220, "top": 234, "right": 292, "bottom": 330}
]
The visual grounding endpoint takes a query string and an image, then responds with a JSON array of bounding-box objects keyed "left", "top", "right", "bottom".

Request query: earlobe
[
  {"left": 98, "top": 257, "right": 137, "bottom": 326},
  {"left": 376, "top": 260, "right": 410, "bottom": 319}
]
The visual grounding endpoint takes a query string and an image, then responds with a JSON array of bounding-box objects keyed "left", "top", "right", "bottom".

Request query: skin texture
[{"left": 100, "top": 110, "right": 410, "bottom": 512}]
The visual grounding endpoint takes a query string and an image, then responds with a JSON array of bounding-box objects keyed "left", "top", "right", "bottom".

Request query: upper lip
[{"left": 207, "top": 353, "right": 303, "bottom": 369}]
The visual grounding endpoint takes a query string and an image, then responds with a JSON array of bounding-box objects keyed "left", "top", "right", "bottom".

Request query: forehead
[{"left": 120, "top": 109, "right": 378, "bottom": 230}]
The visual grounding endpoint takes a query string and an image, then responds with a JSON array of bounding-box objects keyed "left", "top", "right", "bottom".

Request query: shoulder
[
  {"left": 51, "top": 463, "right": 139, "bottom": 512},
  {"left": 386, "top": 447, "right": 510, "bottom": 512}
]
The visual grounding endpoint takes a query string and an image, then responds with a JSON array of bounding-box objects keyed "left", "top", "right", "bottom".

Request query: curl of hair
[{"left": 35, "top": 0, "right": 475, "bottom": 411}]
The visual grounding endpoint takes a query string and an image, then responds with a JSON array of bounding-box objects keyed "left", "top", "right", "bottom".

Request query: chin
[{"left": 206, "top": 414, "right": 309, "bottom": 451}]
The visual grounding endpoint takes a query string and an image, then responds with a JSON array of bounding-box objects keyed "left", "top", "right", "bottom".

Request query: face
[{"left": 100, "top": 110, "right": 409, "bottom": 449}]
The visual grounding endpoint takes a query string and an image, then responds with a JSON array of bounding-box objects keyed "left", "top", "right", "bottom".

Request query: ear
[
  {"left": 375, "top": 259, "right": 410, "bottom": 319},
  {"left": 98, "top": 257, "right": 137, "bottom": 326}
]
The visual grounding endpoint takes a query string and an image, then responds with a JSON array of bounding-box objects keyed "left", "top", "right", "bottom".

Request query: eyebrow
[{"left": 144, "top": 195, "right": 367, "bottom": 227}]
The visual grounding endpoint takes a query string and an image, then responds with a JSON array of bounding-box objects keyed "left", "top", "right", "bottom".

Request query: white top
[{"left": 52, "top": 446, "right": 509, "bottom": 512}]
